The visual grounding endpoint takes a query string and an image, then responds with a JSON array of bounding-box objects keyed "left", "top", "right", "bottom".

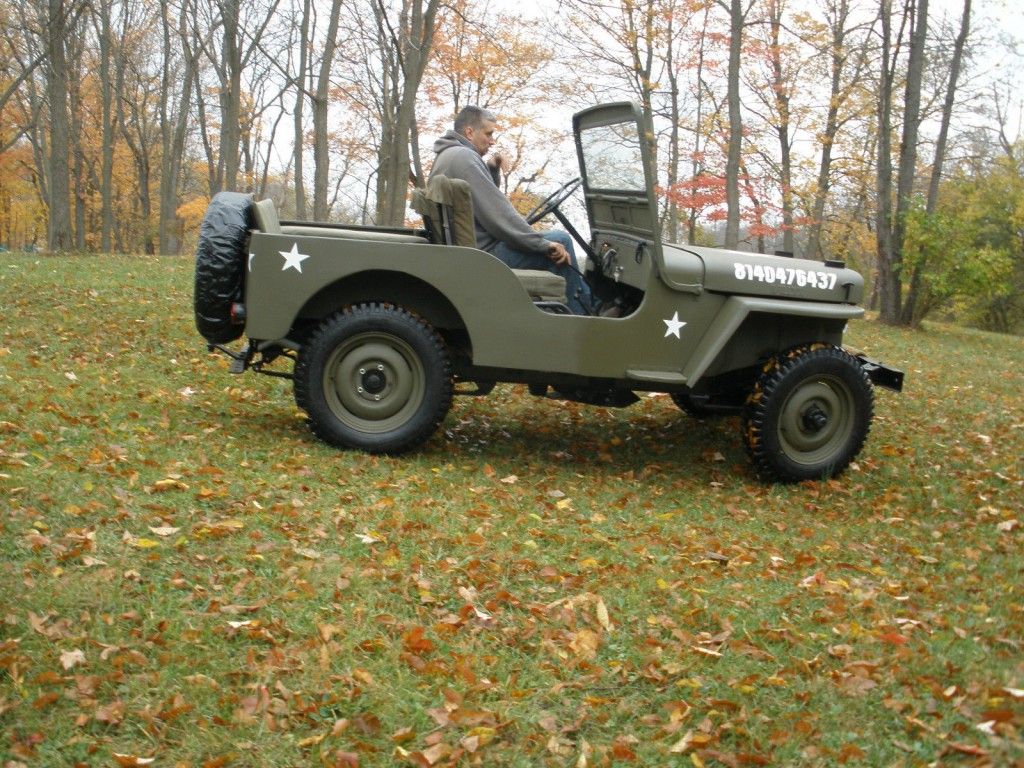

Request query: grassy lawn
[{"left": 1, "top": 253, "right": 1022, "bottom": 767}]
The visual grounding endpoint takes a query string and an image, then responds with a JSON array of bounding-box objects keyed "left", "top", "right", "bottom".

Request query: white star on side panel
[
  {"left": 280, "top": 243, "right": 310, "bottom": 273},
  {"left": 663, "top": 311, "right": 686, "bottom": 339}
]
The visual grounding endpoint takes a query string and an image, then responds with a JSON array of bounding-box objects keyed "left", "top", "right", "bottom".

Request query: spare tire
[{"left": 194, "top": 191, "right": 254, "bottom": 344}]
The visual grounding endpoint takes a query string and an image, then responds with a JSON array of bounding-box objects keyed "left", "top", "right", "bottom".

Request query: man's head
[{"left": 454, "top": 106, "right": 497, "bottom": 156}]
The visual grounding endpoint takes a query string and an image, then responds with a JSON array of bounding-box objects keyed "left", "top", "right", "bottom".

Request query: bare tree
[
  {"left": 901, "top": 0, "right": 971, "bottom": 324},
  {"left": 190, "top": 0, "right": 283, "bottom": 194},
  {"left": 370, "top": 0, "right": 442, "bottom": 226},
  {"left": 803, "top": 0, "right": 873, "bottom": 260},
  {"left": 876, "top": 0, "right": 928, "bottom": 324},
  {"left": 717, "top": 0, "right": 756, "bottom": 249},
  {"left": 312, "top": 0, "right": 344, "bottom": 220},
  {"left": 43, "top": 0, "right": 76, "bottom": 250}
]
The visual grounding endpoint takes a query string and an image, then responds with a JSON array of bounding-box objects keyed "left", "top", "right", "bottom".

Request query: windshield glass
[{"left": 579, "top": 121, "right": 646, "bottom": 192}]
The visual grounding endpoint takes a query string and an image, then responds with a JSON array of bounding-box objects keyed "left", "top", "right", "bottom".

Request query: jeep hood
[{"left": 663, "top": 243, "right": 864, "bottom": 305}]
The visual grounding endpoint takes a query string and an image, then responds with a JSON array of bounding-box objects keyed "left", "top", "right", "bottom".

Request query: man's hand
[
  {"left": 486, "top": 152, "right": 507, "bottom": 173},
  {"left": 547, "top": 241, "right": 571, "bottom": 266}
]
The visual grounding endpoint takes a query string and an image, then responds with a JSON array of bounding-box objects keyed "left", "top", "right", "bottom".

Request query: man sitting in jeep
[{"left": 430, "top": 106, "right": 595, "bottom": 315}]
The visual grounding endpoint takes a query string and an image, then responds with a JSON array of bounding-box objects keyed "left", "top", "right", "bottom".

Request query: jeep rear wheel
[
  {"left": 294, "top": 304, "right": 453, "bottom": 454},
  {"left": 742, "top": 345, "right": 873, "bottom": 482}
]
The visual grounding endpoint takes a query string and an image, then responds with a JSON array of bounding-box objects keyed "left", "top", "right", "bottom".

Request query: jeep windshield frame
[{"left": 573, "top": 102, "right": 663, "bottom": 270}]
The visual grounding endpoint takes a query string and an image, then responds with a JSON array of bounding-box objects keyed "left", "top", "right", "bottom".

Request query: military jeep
[{"left": 193, "top": 101, "right": 902, "bottom": 482}]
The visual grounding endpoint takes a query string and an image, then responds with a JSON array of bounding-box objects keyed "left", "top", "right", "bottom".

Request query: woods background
[{"left": 1, "top": 0, "right": 1022, "bottom": 332}]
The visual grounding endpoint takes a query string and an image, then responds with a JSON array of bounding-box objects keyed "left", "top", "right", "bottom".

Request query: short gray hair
[{"left": 454, "top": 105, "right": 497, "bottom": 135}]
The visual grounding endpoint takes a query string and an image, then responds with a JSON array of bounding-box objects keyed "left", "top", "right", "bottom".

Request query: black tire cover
[{"left": 194, "top": 191, "right": 254, "bottom": 344}]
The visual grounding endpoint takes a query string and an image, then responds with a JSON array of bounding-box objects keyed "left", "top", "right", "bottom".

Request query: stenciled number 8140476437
[{"left": 733, "top": 262, "right": 838, "bottom": 290}]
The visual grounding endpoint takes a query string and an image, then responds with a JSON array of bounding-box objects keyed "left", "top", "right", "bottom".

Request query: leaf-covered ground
[{"left": 1, "top": 254, "right": 1022, "bottom": 767}]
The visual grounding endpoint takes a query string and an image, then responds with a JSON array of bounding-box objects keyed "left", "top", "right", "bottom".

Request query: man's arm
[{"left": 459, "top": 155, "right": 552, "bottom": 255}]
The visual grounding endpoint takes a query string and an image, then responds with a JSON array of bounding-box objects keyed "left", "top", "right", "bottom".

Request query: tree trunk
[
  {"left": 664, "top": 6, "right": 681, "bottom": 243},
  {"left": 723, "top": 0, "right": 744, "bottom": 249},
  {"left": 767, "top": 0, "right": 794, "bottom": 254},
  {"left": 806, "top": 0, "right": 854, "bottom": 260},
  {"left": 218, "top": 0, "right": 242, "bottom": 192},
  {"left": 901, "top": 0, "right": 969, "bottom": 325},
  {"left": 68, "top": 27, "right": 87, "bottom": 251},
  {"left": 875, "top": 0, "right": 901, "bottom": 323},
  {"left": 375, "top": 0, "right": 441, "bottom": 226},
  {"left": 158, "top": 0, "right": 196, "bottom": 255},
  {"left": 689, "top": 3, "right": 711, "bottom": 245},
  {"left": 890, "top": 0, "right": 928, "bottom": 304},
  {"left": 96, "top": 0, "right": 115, "bottom": 253},
  {"left": 312, "top": 0, "right": 343, "bottom": 220},
  {"left": 45, "top": 0, "right": 73, "bottom": 251},
  {"left": 293, "top": 0, "right": 312, "bottom": 219}
]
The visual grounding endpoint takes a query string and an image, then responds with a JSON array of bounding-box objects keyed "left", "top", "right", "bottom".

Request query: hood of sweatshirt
[{"left": 433, "top": 130, "right": 477, "bottom": 157}]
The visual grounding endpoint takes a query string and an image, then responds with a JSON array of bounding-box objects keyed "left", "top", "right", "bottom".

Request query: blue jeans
[{"left": 491, "top": 231, "right": 595, "bottom": 315}]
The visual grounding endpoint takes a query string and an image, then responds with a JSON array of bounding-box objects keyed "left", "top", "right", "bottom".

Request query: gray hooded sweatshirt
[{"left": 430, "top": 130, "right": 551, "bottom": 255}]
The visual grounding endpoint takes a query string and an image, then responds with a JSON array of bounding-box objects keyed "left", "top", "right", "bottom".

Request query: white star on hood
[
  {"left": 663, "top": 311, "right": 686, "bottom": 339},
  {"left": 280, "top": 243, "right": 310, "bottom": 273}
]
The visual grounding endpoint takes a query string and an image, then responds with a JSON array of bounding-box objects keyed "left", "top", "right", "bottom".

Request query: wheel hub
[
  {"left": 802, "top": 405, "right": 829, "bottom": 432},
  {"left": 778, "top": 379, "right": 851, "bottom": 457},
  {"left": 324, "top": 336, "right": 422, "bottom": 427},
  {"left": 360, "top": 366, "right": 387, "bottom": 395}
]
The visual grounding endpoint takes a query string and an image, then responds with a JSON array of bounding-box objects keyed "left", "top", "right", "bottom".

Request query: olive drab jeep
[{"left": 193, "top": 101, "right": 903, "bottom": 482}]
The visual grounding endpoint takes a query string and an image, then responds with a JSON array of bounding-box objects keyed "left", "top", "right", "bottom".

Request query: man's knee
[{"left": 544, "top": 230, "right": 573, "bottom": 250}]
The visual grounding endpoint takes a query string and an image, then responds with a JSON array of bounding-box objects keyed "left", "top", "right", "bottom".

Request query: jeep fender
[{"left": 681, "top": 296, "right": 864, "bottom": 385}]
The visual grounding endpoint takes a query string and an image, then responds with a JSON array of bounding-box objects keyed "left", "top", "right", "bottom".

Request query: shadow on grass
[{"left": 242, "top": 385, "right": 751, "bottom": 484}]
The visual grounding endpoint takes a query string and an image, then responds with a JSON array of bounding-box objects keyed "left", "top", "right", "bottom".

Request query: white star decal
[
  {"left": 663, "top": 311, "right": 686, "bottom": 339},
  {"left": 280, "top": 243, "right": 310, "bottom": 273}
]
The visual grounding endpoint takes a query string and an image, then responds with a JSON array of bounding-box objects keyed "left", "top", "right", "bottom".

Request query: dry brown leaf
[{"left": 59, "top": 648, "right": 86, "bottom": 670}]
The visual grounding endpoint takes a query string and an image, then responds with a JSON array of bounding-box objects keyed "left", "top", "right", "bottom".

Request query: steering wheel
[{"left": 525, "top": 177, "right": 582, "bottom": 225}]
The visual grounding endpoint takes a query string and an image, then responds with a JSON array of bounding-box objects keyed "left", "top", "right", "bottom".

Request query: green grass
[{"left": 1, "top": 253, "right": 1022, "bottom": 767}]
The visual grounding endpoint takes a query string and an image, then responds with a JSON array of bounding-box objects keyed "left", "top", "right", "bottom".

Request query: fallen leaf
[
  {"left": 112, "top": 755, "right": 156, "bottom": 767},
  {"left": 59, "top": 648, "right": 86, "bottom": 670}
]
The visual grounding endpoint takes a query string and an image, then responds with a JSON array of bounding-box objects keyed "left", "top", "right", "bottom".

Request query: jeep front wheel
[
  {"left": 294, "top": 304, "right": 453, "bottom": 454},
  {"left": 742, "top": 345, "right": 873, "bottom": 482}
]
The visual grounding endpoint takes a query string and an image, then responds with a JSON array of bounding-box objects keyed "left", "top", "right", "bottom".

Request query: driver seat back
[
  {"left": 412, "top": 175, "right": 477, "bottom": 248},
  {"left": 411, "top": 175, "right": 568, "bottom": 308}
]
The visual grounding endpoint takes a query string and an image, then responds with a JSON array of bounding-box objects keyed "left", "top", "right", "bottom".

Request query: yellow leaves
[
  {"left": 568, "top": 628, "right": 601, "bottom": 659},
  {"left": 669, "top": 729, "right": 714, "bottom": 754},
  {"left": 147, "top": 477, "right": 189, "bottom": 493},
  {"left": 461, "top": 726, "right": 496, "bottom": 752},
  {"left": 194, "top": 518, "right": 245, "bottom": 538}
]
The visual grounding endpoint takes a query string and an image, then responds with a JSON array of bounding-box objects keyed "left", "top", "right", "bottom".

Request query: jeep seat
[
  {"left": 411, "top": 175, "right": 567, "bottom": 306},
  {"left": 252, "top": 198, "right": 426, "bottom": 244}
]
